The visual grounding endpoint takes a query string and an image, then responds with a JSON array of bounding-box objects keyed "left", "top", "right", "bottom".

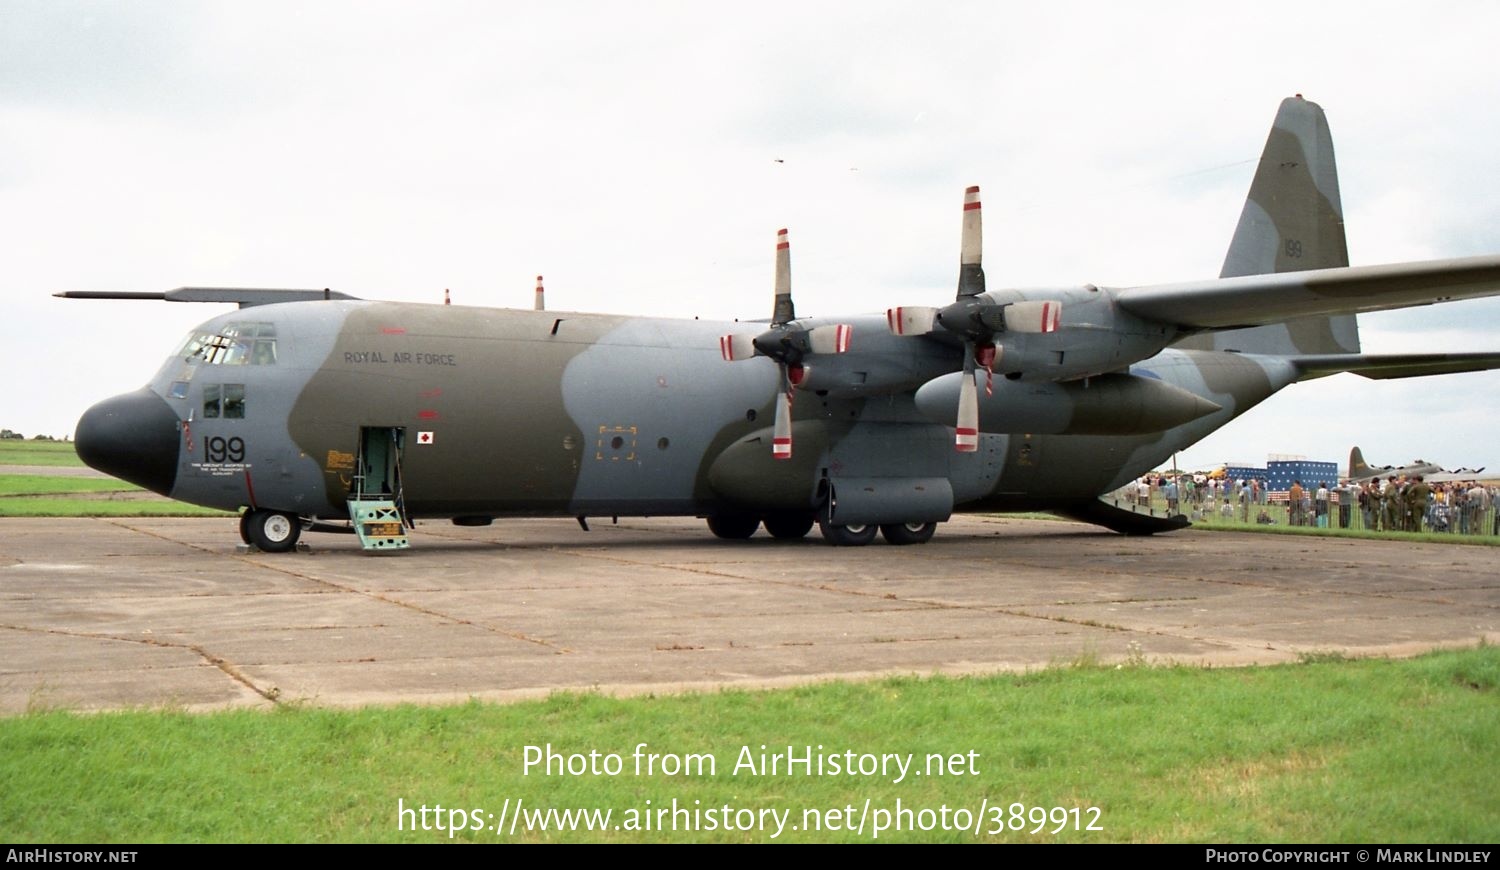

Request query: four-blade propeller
[
  {"left": 887, "top": 186, "right": 1061, "bottom": 452},
  {"left": 719, "top": 229, "right": 852, "bottom": 459}
]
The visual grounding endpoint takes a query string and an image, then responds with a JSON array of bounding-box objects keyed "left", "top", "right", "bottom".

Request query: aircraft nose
[{"left": 74, "top": 388, "right": 181, "bottom": 496}]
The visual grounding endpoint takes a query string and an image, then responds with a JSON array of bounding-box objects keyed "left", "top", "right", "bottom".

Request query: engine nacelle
[
  {"left": 914, "top": 370, "right": 1221, "bottom": 435},
  {"left": 964, "top": 287, "right": 1179, "bottom": 381}
]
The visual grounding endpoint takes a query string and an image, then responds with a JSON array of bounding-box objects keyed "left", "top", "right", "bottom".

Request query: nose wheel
[{"left": 240, "top": 509, "right": 303, "bottom": 553}]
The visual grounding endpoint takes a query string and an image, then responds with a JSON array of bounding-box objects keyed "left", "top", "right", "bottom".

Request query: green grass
[
  {"left": 2, "top": 646, "right": 1495, "bottom": 843},
  {"left": 0, "top": 498, "right": 233, "bottom": 517},
  {"left": 0, "top": 475, "right": 141, "bottom": 495},
  {"left": 0, "top": 440, "right": 82, "bottom": 467},
  {"left": 1190, "top": 513, "right": 1500, "bottom": 547},
  {"left": 0, "top": 474, "right": 232, "bottom": 517}
]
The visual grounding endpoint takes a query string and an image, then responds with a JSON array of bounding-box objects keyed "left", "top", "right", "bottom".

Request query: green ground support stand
[{"left": 348, "top": 499, "right": 410, "bottom": 551}]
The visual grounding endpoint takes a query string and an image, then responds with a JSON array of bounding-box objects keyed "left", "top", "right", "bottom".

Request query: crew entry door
[{"left": 349, "top": 426, "right": 409, "bottom": 551}]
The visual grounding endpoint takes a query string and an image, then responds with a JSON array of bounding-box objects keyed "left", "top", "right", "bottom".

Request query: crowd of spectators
[{"left": 1116, "top": 472, "right": 1500, "bottom": 536}]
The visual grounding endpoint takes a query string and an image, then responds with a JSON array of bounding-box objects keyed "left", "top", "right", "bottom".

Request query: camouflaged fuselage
[{"left": 106, "top": 299, "right": 1292, "bottom": 523}]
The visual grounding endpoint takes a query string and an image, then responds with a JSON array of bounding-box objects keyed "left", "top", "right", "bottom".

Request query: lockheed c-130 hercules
[{"left": 63, "top": 96, "right": 1500, "bottom": 551}]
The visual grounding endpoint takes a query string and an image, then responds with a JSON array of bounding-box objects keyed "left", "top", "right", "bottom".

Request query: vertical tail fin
[
  {"left": 1176, "top": 95, "right": 1360, "bottom": 355},
  {"left": 1349, "top": 446, "right": 1374, "bottom": 480}
]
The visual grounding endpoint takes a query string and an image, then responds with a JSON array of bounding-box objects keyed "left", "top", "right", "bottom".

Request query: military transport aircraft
[{"left": 63, "top": 96, "right": 1500, "bottom": 551}]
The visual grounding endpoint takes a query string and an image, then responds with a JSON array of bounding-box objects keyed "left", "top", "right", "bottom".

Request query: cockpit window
[{"left": 179, "top": 322, "right": 278, "bottom": 365}]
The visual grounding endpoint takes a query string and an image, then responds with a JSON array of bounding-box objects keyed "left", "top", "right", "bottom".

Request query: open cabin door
[{"left": 348, "top": 426, "right": 409, "bottom": 551}]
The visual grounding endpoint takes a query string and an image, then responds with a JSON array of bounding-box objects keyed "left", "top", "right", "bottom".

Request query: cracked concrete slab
[{"left": 0, "top": 515, "right": 1495, "bottom": 714}]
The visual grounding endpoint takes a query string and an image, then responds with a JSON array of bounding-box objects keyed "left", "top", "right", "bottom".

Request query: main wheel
[
  {"left": 817, "top": 519, "right": 878, "bottom": 546},
  {"left": 245, "top": 509, "right": 302, "bottom": 553},
  {"left": 880, "top": 521, "right": 937, "bottom": 545},
  {"left": 706, "top": 514, "right": 759, "bottom": 539},
  {"left": 237, "top": 511, "right": 253, "bottom": 544},
  {"left": 763, "top": 512, "right": 815, "bottom": 540}
]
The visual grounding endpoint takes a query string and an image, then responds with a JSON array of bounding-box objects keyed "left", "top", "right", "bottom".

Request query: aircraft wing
[
  {"left": 1290, "top": 352, "right": 1500, "bottom": 381},
  {"left": 1116, "top": 255, "right": 1500, "bottom": 329},
  {"left": 1425, "top": 469, "right": 1500, "bottom": 484}
]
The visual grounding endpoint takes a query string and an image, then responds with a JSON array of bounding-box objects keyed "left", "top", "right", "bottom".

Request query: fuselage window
[
  {"left": 223, "top": 384, "right": 246, "bottom": 419},
  {"left": 202, "top": 383, "right": 246, "bottom": 419}
]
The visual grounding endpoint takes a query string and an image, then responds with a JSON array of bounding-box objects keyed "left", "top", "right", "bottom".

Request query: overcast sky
[{"left": 5, "top": 1, "right": 1500, "bottom": 474}]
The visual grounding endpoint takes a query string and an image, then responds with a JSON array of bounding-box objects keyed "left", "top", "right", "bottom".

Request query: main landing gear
[
  {"left": 239, "top": 509, "right": 303, "bottom": 553},
  {"left": 877, "top": 521, "right": 938, "bottom": 546},
  {"left": 818, "top": 520, "right": 937, "bottom": 546},
  {"left": 763, "top": 512, "right": 816, "bottom": 539},
  {"left": 816, "top": 519, "right": 878, "bottom": 546},
  {"left": 706, "top": 512, "right": 818, "bottom": 540},
  {"left": 704, "top": 513, "right": 937, "bottom": 546}
]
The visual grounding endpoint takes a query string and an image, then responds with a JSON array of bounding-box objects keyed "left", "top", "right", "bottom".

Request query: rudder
[{"left": 1176, "top": 95, "right": 1360, "bottom": 355}]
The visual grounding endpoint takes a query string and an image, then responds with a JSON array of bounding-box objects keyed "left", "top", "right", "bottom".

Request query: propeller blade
[
  {"left": 719, "top": 333, "right": 758, "bottom": 362},
  {"left": 957, "top": 185, "right": 985, "bottom": 299},
  {"left": 534, "top": 275, "right": 545, "bottom": 311},
  {"left": 886, "top": 305, "right": 939, "bottom": 336},
  {"left": 956, "top": 373, "right": 979, "bottom": 453},
  {"left": 772, "top": 228, "right": 794, "bottom": 326},
  {"left": 808, "top": 323, "right": 852, "bottom": 354},
  {"left": 1005, "top": 300, "right": 1061, "bottom": 333},
  {"left": 773, "top": 366, "right": 794, "bottom": 460},
  {"left": 955, "top": 343, "right": 979, "bottom": 453},
  {"left": 888, "top": 188, "right": 983, "bottom": 336}
]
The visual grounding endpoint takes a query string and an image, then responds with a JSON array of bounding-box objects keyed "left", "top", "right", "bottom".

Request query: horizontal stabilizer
[
  {"left": 1292, "top": 352, "right": 1500, "bottom": 381},
  {"left": 56, "top": 287, "right": 359, "bottom": 308},
  {"left": 1119, "top": 255, "right": 1500, "bottom": 331}
]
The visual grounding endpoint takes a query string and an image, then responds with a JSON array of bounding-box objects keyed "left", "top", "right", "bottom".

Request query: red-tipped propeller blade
[
  {"left": 955, "top": 351, "right": 979, "bottom": 453},
  {"left": 773, "top": 365, "right": 796, "bottom": 460}
]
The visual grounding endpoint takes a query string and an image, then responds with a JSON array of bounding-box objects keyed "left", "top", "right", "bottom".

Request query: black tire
[
  {"left": 763, "top": 512, "right": 815, "bottom": 540},
  {"left": 706, "top": 514, "right": 759, "bottom": 540},
  {"left": 237, "top": 511, "right": 253, "bottom": 544},
  {"left": 817, "top": 519, "right": 878, "bottom": 546},
  {"left": 880, "top": 521, "right": 937, "bottom": 545},
  {"left": 245, "top": 509, "right": 302, "bottom": 553}
]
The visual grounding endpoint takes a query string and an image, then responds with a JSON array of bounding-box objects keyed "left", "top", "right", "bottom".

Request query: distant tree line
[{"left": 0, "top": 430, "right": 64, "bottom": 441}]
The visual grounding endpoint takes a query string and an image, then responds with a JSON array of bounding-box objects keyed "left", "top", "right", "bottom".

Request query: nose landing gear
[{"left": 239, "top": 509, "right": 303, "bottom": 553}]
